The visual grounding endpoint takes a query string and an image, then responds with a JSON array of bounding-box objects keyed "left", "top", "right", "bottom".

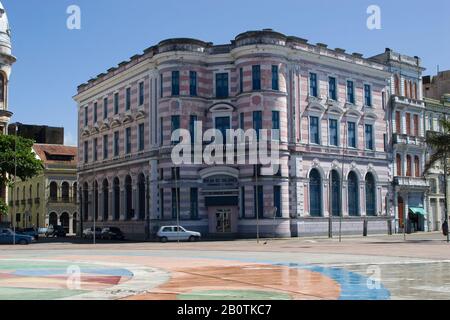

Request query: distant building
[
  {"left": 8, "top": 123, "right": 64, "bottom": 145},
  {"left": 8, "top": 144, "right": 78, "bottom": 234},
  {"left": 423, "top": 70, "right": 450, "bottom": 101}
]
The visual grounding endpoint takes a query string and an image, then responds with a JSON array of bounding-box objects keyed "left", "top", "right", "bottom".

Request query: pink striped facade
[{"left": 75, "top": 30, "right": 397, "bottom": 239}]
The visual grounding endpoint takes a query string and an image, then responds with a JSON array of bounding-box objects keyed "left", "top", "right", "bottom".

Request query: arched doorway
[
  {"left": 365, "top": 173, "right": 376, "bottom": 216},
  {"left": 93, "top": 181, "right": 99, "bottom": 221},
  {"left": 103, "top": 180, "right": 109, "bottom": 221},
  {"left": 330, "top": 170, "right": 341, "bottom": 217},
  {"left": 83, "top": 183, "right": 89, "bottom": 221},
  {"left": 49, "top": 212, "right": 58, "bottom": 228},
  {"left": 348, "top": 171, "right": 359, "bottom": 216},
  {"left": 60, "top": 212, "right": 70, "bottom": 234},
  {"left": 138, "top": 174, "right": 146, "bottom": 220},
  {"left": 309, "top": 169, "right": 322, "bottom": 217},
  {"left": 125, "top": 176, "right": 133, "bottom": 220},
  {"left": 113, "top": 178, "right": 120, "bottom": 220}
]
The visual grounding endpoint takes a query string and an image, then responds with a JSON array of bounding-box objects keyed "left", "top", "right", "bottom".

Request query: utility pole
[{"left": 445, "top": 151, "right": 449, "bottom": 243}]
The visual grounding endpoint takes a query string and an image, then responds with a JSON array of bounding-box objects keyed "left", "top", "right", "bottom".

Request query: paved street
[{"left": 0, "top": 233, "right": 450, "bottom": 300}]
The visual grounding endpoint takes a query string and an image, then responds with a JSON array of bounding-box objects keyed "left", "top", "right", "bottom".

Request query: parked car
[
  {"left": 0, "top": 229, "right": 34, "bottom": 245},
  {"left": 101, "top": 227, "right": 125, "bottom": 240},
  {"left": 45, "top": 225, "right": 67, "bottom": 238},
  {"left": 18, "top": 228, "right": 39, "bottom": 240},
  {"left": 82, "top": 227, "right": 102, "bottom": 239},
  {"left": 157, "top": 226, "right": 201, "bottom": 243}
]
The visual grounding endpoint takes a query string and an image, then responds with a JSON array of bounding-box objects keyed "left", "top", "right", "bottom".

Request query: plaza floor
[{"left": 0, "top": 232, "right": 449, "bottom": 300}]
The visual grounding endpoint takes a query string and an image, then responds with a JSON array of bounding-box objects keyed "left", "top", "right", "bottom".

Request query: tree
[
  {"left": 0, "top": 135, "right": 44, "bottom": 216},
  {"left": 425, "top": 119, "right": 450, "bottom": 241}
]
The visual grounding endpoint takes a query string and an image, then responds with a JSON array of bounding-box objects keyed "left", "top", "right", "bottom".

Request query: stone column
[
  {"left": 69, "top": 214, "right": 74, "bottom": 235},
  {"left": 108, "top": 189, "right": 113, "bottom": 221},
  {"left": 281, "top": 183, "right": 290, "bottom": 219},
  {"left": 342, "top": 181, "right": 349, "bottom": 217},
  {"left": 323, "top": 180, "right": 329, "bottom": 218},
  {"left": 99, "top": 190, "right": 104, "bottom": 222}
]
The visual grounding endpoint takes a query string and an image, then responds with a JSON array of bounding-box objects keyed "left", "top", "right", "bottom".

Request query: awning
[{"left": 409, "top": 207, "right": 427, "bottom": 216}]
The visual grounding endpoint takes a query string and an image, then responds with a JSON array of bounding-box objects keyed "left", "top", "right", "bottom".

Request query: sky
[{"left": 3, "top": 0, "right": 449, "bottom": 146}]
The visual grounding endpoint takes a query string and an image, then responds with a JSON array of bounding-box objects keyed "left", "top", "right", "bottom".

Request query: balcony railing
[
  {"left": 394, "top": 176, "right": 429, "bottom": 188},
  {"left": 393, "top": 133, "right": 426, "bottom": 147},
  {"left": 393, "top": 95, "right": 425, "bottom": 108}
]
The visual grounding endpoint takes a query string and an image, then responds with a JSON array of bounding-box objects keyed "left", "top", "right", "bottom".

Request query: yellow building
[{"left": 8, "top": 144, "right": 78, "bottom": 234}]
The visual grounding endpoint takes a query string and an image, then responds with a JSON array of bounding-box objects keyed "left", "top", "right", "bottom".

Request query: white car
[{"left": 157, "top": 226, "right": 201, "bottom": 243}]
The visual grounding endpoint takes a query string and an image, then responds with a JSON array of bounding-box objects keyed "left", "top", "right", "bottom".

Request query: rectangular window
[
  {"left": 272, "top": 65, "right": 279, "bottom": 90},
  {"left": 171, "top": 115, "right": 180, "bottom": 144},
  {"left": 93, "top": 138, "right": 98, "bottom": 161},
  {"left": 309, "top": 73, "right": 318, "bottom": 97},
  {"left": 103, "top": 135, "right": 108, "bottom": 159},
  {"left": 348, "top": 123, "right": 356, "bottom": 148},
  {"left": 190, "top": 188, "right": 198, "bottom": 219},
  {"left": 114, "top": 92, "right": 119, "bottom": 115},
  {"left": 215, "top": 73, "right": 229, "bottom": 98},
  {"left": 364, "top": 84, "right": 372, "bottom": 107},
  {"left": 254, "top": 186, "right": 264, "bottom": 219},
  {"left": 103, "top": 98, "right": 108, "bottom": 119},
  {"left": 94, "top": 102, "right": 98, "bottom": 123},
  {"left": 406, "top": 113, "right": 411, "bottom": 135},
  {"left": 365, "top": 124, "right": 374, "bottom": 150},
  {"left": 189, "top": 71, "right": 197, "bottom": 96},
  {"left": 114, "top": 131, "right": 119, "bottom": 157},
  {"left": 272, "top": 111, "right": 280, "bottom": 141},
  {"left": 413, "top": 114, "right": 419, "bottom": 136},
  {"left": 125, "top": 127, "right": 131, "bottom": 154},
  {"left": 139, "top": 82, "right": 144, "bottom": 106},
  {"left": 329, "top": 119, "right": 338, "bottom": 146},
  {"left": 253, "top": 111, "right": 262, "bottom": 140},
  {"left": 160, "top": 74, "right": 164, "bottom": 98},
  {"left": 310, "top": 116, "right": 320, "bottom": 144},
  {"left": 171, "top": 71, "right": 180, "bottom": 96},
  {"left": 347, "top": 80, "right": 355, "bottom": 104},
  {"left": 84, "top": 106, "right": 88, "bottom": 127},
  {"left": 274, "top": 186, "right": 282, "bottom": 218},
  {"left": 239, "top": 68, "right": 244, "bottom": 93},
  {"left": 84, "top": 141, "right": 88, "bottom": 163},
  {"left": 189, "top": 115, "right": 197, "bottom": 145},
  {"left": 138, "top": 123, "right": 145, "bottom": 151},
  {"left": 252, "top": 65, "right": 261, "bottom": 91},
  {"left": 395, "top": 111, "right": 401, "bottom": 133},
  {"left": 329, "top": 77, "right": 337, "bottom": 101},
  {"left": 171, "top": 188, "right": 180, "bottom": 219},
  {"left": 126, "top": 88, "right": 131, "bottom": 111}
]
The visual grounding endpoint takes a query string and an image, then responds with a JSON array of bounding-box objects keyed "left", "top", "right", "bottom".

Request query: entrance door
[
  {"left": 398, "top": 196, "right": 404, "bottom": 229},
  {"left": 216, "top": 208, "right": 232, "bottom": 233}
]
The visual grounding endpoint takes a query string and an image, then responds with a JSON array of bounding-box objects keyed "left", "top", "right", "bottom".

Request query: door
[
  {"left": 398, "top": 196, "right": 404, "bottom": 229},
  {"left": 216, "top": 208, "right": 232, "bottom": 233}
]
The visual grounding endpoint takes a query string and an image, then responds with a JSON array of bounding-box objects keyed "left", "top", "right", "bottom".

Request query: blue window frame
[
  {"left": 189, "top": 71, "right": 197, "bottom": 96},
  {"left": 348, "top": 171, "right": 359, "bottom": 216},
  {"left": 252, "top": 65, "right": 261, "bottom": 91},
  {"left": 364, "top": 84, "right": 372, "bottom": 107},
  {"left": 309, "top": 73, "right": 318, "bottom": 97},
  {"left": 189, "top": 115, "right": 197, "bottom": 144},
  {"left": 347, "top": 80, "right": 355, "bottom": 104},
  {"left": 348, "top": 122, "right": 356, "bottom": 148},
  {"left": 114, "top": 93, "right": 119, "bottom": 115},
  {"left": 253, "top": 111, "right": 262, "bottom": 140},
  {"left": 330, "top": 170, "right": 341, "bottom": 217},
  {"left": 272, "top": 111, "right": 280, "bottom": 141},
  {"left": 190, "top": 188, "right": 198, "bottom": 219},
  {"left": 171, "top": 115, "right": 180, "bottom": 144},
  {"left": 329, "top": 119, "right": 338, "bottom": 146},
  {"left": 126, "top": 87, "right": 131, "bottom": 110},
  {"left": 171, "top": 188, "right": 180, "bottom": 219},
  {"left": 254, "top": 186, "right": 264, "bottom": 219},
  {"left": 365, "top": 173, "right": 376, "bottom": 216},
  {"left": 113, "top": 131, "right": 119, "bottom": 157},
  {"left": 103, "top": 98, "right": 108, "bottom": 119},
  {"left": 125, "top": 127, "right": 131, "bottom": 154},
  {"left": 310, "top": 116, "right": 320, "bottom": 144},
  {"left": 365, "top": 124, "right": 374, "bottom": 150},
  {"left": 329, "top": 77, "right": 337, "bottom": 100},
  {"left": 93, "top": 102, "right": 98, "bottom": 123},
  {"left": 216, "top": 73, "right": 229, "bottom": 98},
  {"left": 84, "top": 106, "right": 88, "bottom": 127},
  {"left": 274, "top": 186, "right": 282, "bottom": 218},
  {"left": 309, "top": 169, "right": 322, "bottom": 217},
  {"left": 139, "top": 82, "right": 144, "bottom": 105},
  {"left": 138, "top": 123, "right": 145, "bottom": 151},
  {"left": 84, "top": 141, "right": 88, "bottom": 163},
  {"left": 272, "top": 65, "right": 279, "bottom": 91},
  {"left": 239, "top": 68, "right": 244, "bottom": 93},
  {"left": 103, "top": 135, "right": 108, "bottom": 159},
  {"left": 171, "top": 71, "right": 180, "bottom": 96}
]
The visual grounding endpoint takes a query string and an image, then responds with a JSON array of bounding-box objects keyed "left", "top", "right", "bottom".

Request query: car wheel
[
  {"left": 19, "top": 239, "right": 28, "bottom": 245},
  {"left": 189, "top": 236, "right": 196, "bottom": 242},
  {"left": 160, "top": 237, "right": 168, "bottom": 243}
]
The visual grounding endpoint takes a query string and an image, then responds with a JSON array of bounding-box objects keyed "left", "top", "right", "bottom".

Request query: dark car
[
  {"left": 18, "top": 228, "right": 39, "bottom": 240},
  {"left": 101, "top": 227, "right": 125, "bottom": 240},
  {"left": 45, "top": 225, "right": 67, "bottom": 238},
  {"left": 0, "top": 229, "right": 34, "bottom": 245}
]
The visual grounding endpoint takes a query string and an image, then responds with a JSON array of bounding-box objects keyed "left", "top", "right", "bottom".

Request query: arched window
[
  {"left": 138, "top": 174, "right": 146, "bottom": 220},
  {"left": 309, "top": 169, "right": 322, "bottom": 217},
  {"left": 36, "top": 183, "right": 40, "bottom": 198},
  {"left": 348, "top": 171, "right": 359, "bottom": 216},
  {"left": 49, "top": 212, "right": 58, "bottom": 228},
  {"left": 404, "top": 80, "right": 409, "bottom": 98},
  {"left": 113, "top": 178, "right": 120, "bottom": 220},
  {"left": 103, "top": 179, "right": 109, "bottom": 221},
  {"left": 330, "top": 170, "right": 341, "bottom": 217},
  {"left": 414, "top": 156, "right": 420, "bottom": 177},
  {"left": 406, "top": 155, "right": 412, "bottom": 177},
  {"left": 396, "top": 154, "right": 402, "bottom": 176},
  {"left": 125, "top": 175, "right": 133, "bottom": 220},
  {"left": 49, "top": 182, "right": 58, "bottom": 201},
  {"left": 83, "top": 183, "right": 89, "bottom": 221},
  {"left": 61, "top": 182, "right": 70, "bottom": 201},
  {"left": 365, "top": 173, "right": 376, "bottom": 216},
  {"left": 93, "top": 181, "right": 98, "bottom": 221}
]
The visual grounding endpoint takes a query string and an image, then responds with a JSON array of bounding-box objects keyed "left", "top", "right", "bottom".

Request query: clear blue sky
[{"left": 3, "top": 0, "right": 449, "bottom": 146}]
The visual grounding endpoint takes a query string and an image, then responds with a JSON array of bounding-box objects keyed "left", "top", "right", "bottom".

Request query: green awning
[{"left": 409, "top": 207, "right": 427, "bottom": 216}]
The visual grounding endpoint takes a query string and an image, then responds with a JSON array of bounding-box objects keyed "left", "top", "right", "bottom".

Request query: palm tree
[{"left": 425, "top": 119, "right": 450, "bottom": 241}]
